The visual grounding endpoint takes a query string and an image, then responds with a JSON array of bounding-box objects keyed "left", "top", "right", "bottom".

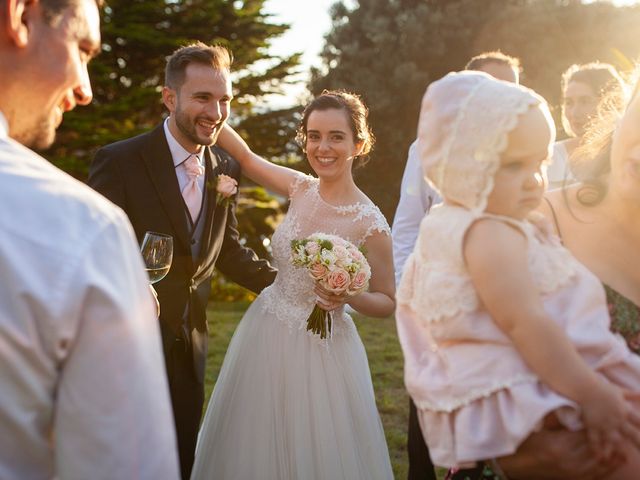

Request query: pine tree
[
  {"left": 48, "top": 0, "right": 302, "bottom": 178},
  {"left": 44, "top": 0, "right": 306, "bottom": 277},
  {"left": 312, "top": 0, "right": 640, "bottom": 218}
]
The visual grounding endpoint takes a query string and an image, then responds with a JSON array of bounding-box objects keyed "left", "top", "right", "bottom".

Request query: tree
[
  {"left": 45, "top": 0, "right": 305, "bottom": 298},
  {"left": 48, "top": 0, "right": 303, "bottom": 178},
  {"left": 312, "top": 0, "right": 640, "bottom": 219},
  {"left": 473, "top": 1, "right": 640, "bottom": 117}
]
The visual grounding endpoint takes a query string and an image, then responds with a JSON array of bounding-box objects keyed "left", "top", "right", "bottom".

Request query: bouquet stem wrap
[{"left": 307, "top": 305, "right": 332, "bottom": 339}]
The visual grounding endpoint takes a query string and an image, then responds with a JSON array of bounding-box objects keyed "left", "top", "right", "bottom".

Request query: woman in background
[{"left": 547, "top": 62, "right": 623, "bottom": 189}]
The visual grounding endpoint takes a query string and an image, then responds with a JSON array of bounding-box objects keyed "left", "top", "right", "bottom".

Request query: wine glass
[{"left": 140, "top": 231, "right": 173, "bottom": 284}]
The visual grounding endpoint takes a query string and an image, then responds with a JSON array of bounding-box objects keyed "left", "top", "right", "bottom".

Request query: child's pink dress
[{"left": 396, "top": 204, "right": 640, "bottom": 468}]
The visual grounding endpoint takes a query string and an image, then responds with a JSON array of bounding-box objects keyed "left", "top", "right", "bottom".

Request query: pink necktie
[{"left": 182, "top": 154, "right": 204, "bottom": 222}]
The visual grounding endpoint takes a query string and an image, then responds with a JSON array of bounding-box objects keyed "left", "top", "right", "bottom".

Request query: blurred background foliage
[
  {"left": 43, "top": 0, "right": 640, "bottom": 297},
  {"left": 49, "top": 0, "right": 303, "bottom": 177},
  {"left": 312, "top": 0, "right": 640, "bottom": 219}
]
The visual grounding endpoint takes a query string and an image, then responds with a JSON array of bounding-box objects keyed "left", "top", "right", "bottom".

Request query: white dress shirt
[
  {"left": 547, "top": 141, "right": 577, "bottom": 190},
  {"left": 163, "top": 118, "right": 206, "bottom": 192},
  {"left": 391, "top": 140, "right": 441, "bottom": 285},
  {"left": 0, "top": 112, "right": 180, "bottom": 480}
]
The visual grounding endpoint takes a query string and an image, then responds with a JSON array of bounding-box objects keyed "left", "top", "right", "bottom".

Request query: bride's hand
[{"left": 314, "top": 284, "right": 350, "bottom": 311}]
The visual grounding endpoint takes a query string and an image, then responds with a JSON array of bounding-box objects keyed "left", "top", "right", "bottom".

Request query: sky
[
  {"left": 261, "top": 0, "right": 347, "bottom": 107},
  {"left": 261, "top": 0, "right": 638, "bottom": 107},
  {"left": 263, "top": 0, "right": 339, "bottom": 71}
]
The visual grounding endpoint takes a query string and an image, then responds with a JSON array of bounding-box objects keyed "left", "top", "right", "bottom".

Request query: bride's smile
[{"left": 305, "top": 108, "right": 362, "bottom": 180}]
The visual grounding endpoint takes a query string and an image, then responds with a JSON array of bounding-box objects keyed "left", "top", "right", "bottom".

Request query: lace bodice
[
  {"left": 262, "top": 174, "right": 389, "bottom": 337},
  {"left": 397, "top": 204, "right": 579, "bottom": 325},
  {"left": 396, "top": 204, "right": 618, "bottom": 411}
]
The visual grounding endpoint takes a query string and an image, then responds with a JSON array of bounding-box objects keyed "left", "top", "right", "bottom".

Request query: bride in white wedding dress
[{"left": 190, "top": 91, "right": 395, "bottom": 480}]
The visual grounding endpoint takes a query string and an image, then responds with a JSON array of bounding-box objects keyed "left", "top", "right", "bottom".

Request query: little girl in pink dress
[{"left": 396, "top": 71, "right": 640, "bottom": 474}]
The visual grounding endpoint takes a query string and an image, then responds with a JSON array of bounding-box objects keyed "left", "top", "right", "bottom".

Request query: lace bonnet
[{"left": 417, "top": 71, "right": 548, "bottom": 212}]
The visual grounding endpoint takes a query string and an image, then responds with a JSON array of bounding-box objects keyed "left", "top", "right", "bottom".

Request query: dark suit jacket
[{"left": 88, "top": 123, "right": 277, "bottom": 342}]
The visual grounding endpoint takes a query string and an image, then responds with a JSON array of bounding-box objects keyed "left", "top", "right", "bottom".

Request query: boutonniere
[{"left": 212, "top": 173, "right": 238, "bottom": 207}]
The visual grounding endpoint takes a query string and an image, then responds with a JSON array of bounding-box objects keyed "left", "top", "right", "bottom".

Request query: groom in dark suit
[{"left": 88, "top": 42, "right": 276, "bottom": 479}]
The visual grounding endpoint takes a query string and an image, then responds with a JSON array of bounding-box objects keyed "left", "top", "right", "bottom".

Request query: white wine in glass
[{"left": 140, "top": 231, "right": 173, "bottom": 284}]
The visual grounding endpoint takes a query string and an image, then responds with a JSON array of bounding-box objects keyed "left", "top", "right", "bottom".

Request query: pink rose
[
  {"left": 309, "top": 263, "right": 329, "bottom": 280},
  {"left": 324, "top": 267, "right": 350, "bottom": 293},
  {"left": 348, "top": 269, "right": 369, "bottom": 295},
  {"left": 216, "top": 174, "right": 238, "bottom": 199},
  {"left": 349, "top": 247, "right": 365, "bottom": 263},
  {"left": 305, "top": 241, "right": 321, "bottom": 256},
  {"left": 332, "top": 245, "right": 349, "bottom": 262}
]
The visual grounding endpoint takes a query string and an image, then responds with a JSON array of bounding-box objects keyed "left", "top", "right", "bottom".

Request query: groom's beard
[{"left": 174, "top": 103, "right": 222, "bottom": 147}]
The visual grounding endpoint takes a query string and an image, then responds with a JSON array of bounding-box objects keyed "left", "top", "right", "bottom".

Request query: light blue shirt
[{"left": 391, "top": 140, "right": 441, "bottom": 285}]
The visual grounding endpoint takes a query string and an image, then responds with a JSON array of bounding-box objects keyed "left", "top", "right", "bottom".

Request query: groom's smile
[{"left": 164, "top": 63, "right": 232, "bottom": 152}]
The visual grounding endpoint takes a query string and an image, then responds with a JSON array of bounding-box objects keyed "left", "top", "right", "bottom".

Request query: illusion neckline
[{"left": 311, "top": 178, "right": 367, "bottom": 210}]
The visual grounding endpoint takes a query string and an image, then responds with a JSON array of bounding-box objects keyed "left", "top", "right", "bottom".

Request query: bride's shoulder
[
  {"left": 353, "top": 195, "right": 390, "bottom": 240},
  {"left": 288, "top": 172, "right": 317, "bottom": 199}
]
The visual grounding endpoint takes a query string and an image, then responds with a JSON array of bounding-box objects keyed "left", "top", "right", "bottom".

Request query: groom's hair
[{"left": 165, "top": 42, "right": 232, "bottom": 91}]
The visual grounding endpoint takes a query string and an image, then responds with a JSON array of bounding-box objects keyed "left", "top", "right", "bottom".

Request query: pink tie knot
[
  {"left": 184, "top": 154, "right": 204, "bottom": 179},
  {"left": 181, "top": 154, "right": 204, "bottom": 222}
]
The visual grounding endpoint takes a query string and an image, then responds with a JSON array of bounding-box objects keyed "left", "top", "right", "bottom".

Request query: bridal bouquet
[{"left": 290, "top": 233, "right": 371, "bottom": 339}]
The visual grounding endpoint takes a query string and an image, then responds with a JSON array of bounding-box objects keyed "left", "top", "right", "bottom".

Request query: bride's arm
[
  {"left": 347, "top": 232, "right": 396, "bottom": 317},
  {"left": 217, "top": 124, "right": 299, "bottom": 197}
]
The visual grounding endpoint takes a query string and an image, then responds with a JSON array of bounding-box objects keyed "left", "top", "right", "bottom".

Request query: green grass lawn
[{"left": 202, "top": 301, "right": 448, "bottom": 479}]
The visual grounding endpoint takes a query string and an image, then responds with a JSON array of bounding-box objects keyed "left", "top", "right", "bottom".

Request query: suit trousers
[
  {"left": 164, "top": 329, "right": 205, "bottom": 480},
  {"left": 408, "top": 398, "right": 438, "bottom": 480}
]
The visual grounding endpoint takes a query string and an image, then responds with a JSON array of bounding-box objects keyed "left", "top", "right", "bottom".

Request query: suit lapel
[{"left": 142, "top": 124, "right": 191, "bottom": 251}]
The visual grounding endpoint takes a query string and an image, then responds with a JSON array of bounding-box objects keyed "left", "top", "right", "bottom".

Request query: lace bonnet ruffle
[{"left": 417, "top": 71, "right": 547, "bottom": 212}]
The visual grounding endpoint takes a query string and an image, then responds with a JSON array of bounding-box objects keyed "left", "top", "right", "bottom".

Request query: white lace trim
[
  {"left": 469, "top": 95, "right": 538, "bottom": 213},
  {"left": 288, "top": 172, "right": 315, "bottom": 199},
  {"left": 308, "top": 179, "right": 390, "bottom": 240},
  {"left": 261, "top": 284, "right": 357, "bottom": 346},
  {"left": 420, "top": 73, "right": 544, "bottom": 212},
  {"left": 435, "top": 79, "right": 484, "bottom": 191},
  {"left": 264, "top": 173, "right": 384, "bottom": 348},
  {"left": 358, "top": 205, "right": 390, "bottom": 240},
  {"left": 412, "top": 373, "right": 539, "bottom": 413},
  {"left": 397, "top": 254, "right": 480, "bottom": 323},
  {"left": 397, "top": 206, "right": 578, "bottom": 324}
]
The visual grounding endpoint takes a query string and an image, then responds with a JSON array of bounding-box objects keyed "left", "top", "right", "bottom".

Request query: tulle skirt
[{"left": 191, "top": 293, "right": 393, "bottom": 480}]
